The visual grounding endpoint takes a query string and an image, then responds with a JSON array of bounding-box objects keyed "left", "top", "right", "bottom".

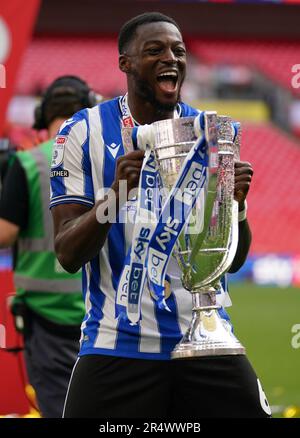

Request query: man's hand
[
  {"left": 0, "top": 218, "right": 19, "bottom": 248},
  {"left": 234, "top": 161, "right": 253, "bottom": 209},
  {"left": 111, "top": 150, "right": 144, "bottom": 197},
  {"left": 53, "top": 150, "right": 145, "bottom": 273},
  {"left": 229, "top": 160, "right": 253, "bottom": 273}
]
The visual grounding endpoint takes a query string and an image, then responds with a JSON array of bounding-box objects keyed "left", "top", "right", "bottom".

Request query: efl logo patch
[{"left": 52, "top": 136, "right": 67, "bottom": 168}]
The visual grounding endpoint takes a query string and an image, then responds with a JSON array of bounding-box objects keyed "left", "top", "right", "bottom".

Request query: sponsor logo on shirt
[
  {"left": 134, "top": 227, "right": 151, "bottom": 261},
  {"left": 128, "top": 262, "right": 143, "bottom": 312},
  {"left": 56, "top": 136, "right": 67, "bottom": 145},
  {"left": 51, "top": 135, "right": 67, "bottom": 167},
  {"left": 106, "top": 142, "right": 121, "bottom": 159},
  {"left": 50, "top": 170, "right": 69, "bottom": 177}
]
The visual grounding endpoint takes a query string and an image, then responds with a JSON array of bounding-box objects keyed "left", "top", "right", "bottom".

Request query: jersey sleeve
[{"left": 50, "top": 109, "right": 95, "bottom": 209}]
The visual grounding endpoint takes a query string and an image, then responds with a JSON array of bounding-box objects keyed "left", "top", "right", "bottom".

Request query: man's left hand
[{"left": 234, "top": 161, "right": 253, "bottom": 209}]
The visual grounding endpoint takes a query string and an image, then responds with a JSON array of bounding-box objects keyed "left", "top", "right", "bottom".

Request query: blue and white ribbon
[
  {"left": 116, "top": 113, "right": 209, "bottom": 324},
  {"left": 146, "top": 121, "right": 208, "bottom": 311},
  {"left": 116, "top": 127, "right": 161, "bottom": 323}
]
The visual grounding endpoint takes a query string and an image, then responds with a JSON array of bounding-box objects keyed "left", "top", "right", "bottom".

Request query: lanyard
[
  {"left": 119, "top": 93, "right": 181, "bottom": 129},
  {"left": 119, "top": 94, "right": 136, "bottom": 128}
]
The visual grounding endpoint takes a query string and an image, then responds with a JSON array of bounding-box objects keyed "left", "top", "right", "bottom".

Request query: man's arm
[
  {"left": 52, "top": 150, "right": 144, "bottom": 273},
  {"left": 228, "top": 161, "right": 253, "bottom": 273},
  {"left": 0, "top": 219, "right": 20, "bottom": 247},
  {"left": 0, "top": 158, "right": 28, "bottom": 247}
]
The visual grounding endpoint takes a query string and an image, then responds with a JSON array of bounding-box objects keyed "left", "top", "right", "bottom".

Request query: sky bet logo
[
  {"left": 141, "top": 170, "right": 156, "bottom": 212},
  {"left": 128, "top": 263, "right": 143, "bottom": 309},
  {"left": 134, "top": 227, "right": 151, "bottom": 260},
  {"left": 156, "top": 217, "right": 180, "bottom": 252},
  {"left": 179, "top": 161, "right": 205, "bottom": 207}
]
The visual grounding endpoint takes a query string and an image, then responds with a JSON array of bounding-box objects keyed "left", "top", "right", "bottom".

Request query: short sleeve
[{"left": 50, "top": 109, "right": 95, "bottom": 209}]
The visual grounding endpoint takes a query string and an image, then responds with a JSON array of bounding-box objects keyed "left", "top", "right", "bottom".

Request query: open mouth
[{"left": 156, "top": 71, "right": 178, "bottom": 94}]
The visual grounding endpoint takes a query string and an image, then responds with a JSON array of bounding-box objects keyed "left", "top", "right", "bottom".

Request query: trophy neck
[{"left": 192, "top": 289, "right": 218, "bottom": 311}]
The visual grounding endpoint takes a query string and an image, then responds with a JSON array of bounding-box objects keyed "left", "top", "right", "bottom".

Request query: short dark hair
[
  {"left": 118, "top": 12, "right": 181, "bottom": 54},
  {"left": 33, "top": 75, "right": 97, "bottom": 130}
]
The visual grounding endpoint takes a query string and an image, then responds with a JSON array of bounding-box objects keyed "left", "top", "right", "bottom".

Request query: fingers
[
  {"left": 113, "top": 151, "right": 145, "bottom": 196},
  {"left": 117, "top": 159, "right": 143, "bottom": 184},
  {"left": 234, "top": 161, "right": 253, "bottom": 177},
  {"left": 122, "top": 166, "right": 141, "bottom": 181},
  {"left": 116, "top": 151, "right": 144, "bottom": 176},
  {"left": 234, "top": 174, "right": 252, "bottom": 184},
  {"left": 234, "top": 182, "right": 251, "bottom": 194},
  {"left": 234, "top": 161, "right": 253, "bottom": 204},
  {"left": 234, "top": 179, "right": 252, "bottom": 203},
  {"left": 118, "top": 159, "right": 144, "bottom": 172},
  {"left": 118, "top": 150, "right": 145, "bottom": 161}
]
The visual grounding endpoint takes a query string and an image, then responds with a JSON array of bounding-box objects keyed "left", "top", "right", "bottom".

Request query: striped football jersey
[{"left": 50, "top": 97, "right": 233, "bottom": 360}]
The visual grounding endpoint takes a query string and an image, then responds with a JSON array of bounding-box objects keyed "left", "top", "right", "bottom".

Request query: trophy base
[{"left": 172, "top": 306, "right": 246, "bottom": 360}]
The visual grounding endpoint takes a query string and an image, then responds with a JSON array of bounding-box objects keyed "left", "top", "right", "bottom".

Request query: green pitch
[{"left": 228, "top": 282, "right": 300, "bottom": 418}]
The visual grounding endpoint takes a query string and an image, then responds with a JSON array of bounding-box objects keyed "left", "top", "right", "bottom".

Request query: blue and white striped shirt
[{"left": 50, "top": 97, "right": 233, "bottom": 360}]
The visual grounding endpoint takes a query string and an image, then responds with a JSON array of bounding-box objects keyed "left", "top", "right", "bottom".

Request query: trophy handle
[
  {"left": 189, "top": 111, "right": 219, "bottom": 259},
  {"left": 211, "top": 199, "right": 239, "bottom": 282}
]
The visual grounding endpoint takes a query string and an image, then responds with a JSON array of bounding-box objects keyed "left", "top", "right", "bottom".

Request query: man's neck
[
  {"left": 48, "top": 118, "right": 67, "bottom": 138},
  {"left": 127, "top": 93, "right": 176, "bottom": 125}
]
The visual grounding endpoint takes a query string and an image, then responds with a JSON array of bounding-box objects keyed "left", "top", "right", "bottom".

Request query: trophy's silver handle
[{"left": 210, "top": 199, "right": 239, "bottom": 284}]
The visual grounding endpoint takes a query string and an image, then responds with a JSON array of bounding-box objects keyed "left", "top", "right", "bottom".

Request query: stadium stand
[
  {"left": 15, "top": 37, "right": 126, "bottom": 97},
  {"left": 188, "top": 39, "right": 300, "bottom": 97},
  {"left": 242, "top": 123, "right": 300, "bottom": 254},
  {"left": 15, "top": 37, "right": 300, "bottom": 99}
]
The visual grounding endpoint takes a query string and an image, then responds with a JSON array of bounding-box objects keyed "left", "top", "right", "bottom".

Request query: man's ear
[{"left": 119, "top": 54, "right": 130, "bottom": 73}]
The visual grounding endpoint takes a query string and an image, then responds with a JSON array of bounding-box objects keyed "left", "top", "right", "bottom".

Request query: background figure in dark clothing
[{"left": 0, "top": 76, "right": 97, "bottom": 417}]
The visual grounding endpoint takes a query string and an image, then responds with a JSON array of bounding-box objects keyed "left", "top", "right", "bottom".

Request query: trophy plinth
[{"left": 172, "top": 290, "right": 245, "bottom": 359}]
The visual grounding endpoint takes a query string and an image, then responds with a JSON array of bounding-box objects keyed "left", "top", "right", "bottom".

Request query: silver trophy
[
  {"left": 122, "top": 113, "right": 245, "bottom": 359},
  {"left": 122, "top": 112, "right": 245, "bottom": 359}
]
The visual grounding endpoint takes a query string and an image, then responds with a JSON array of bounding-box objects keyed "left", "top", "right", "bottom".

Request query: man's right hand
[
  {"left": 52, "top": 150, "right": 145, "bottom": 273},
  {"left": 111, "top": 150, "right": 144, "bottom": 197}
]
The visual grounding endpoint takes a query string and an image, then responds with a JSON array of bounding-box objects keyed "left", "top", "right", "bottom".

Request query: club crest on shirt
[{"left": 52, "top": 135, "right": 67, "bottom": 168}]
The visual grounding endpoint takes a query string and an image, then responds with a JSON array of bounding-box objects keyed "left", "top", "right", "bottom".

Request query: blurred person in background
[
  {"left": 50, "top": 13, "right": 271, "bottom": 418},
  {"left": 0, "top": 76, "right": 97, "bottom": 417}
]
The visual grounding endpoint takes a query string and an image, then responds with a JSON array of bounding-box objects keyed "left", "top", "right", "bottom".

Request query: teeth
[{"left": 158, "top": 72, "right": 178, "bottom": 78}]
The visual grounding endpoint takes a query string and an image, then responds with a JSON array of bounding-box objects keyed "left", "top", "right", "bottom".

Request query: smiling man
[
  {"left": 120, "top": 16, "right": 186, "bottom": 121},
  {"left": 50, "top": 12, "right": 270, "bottom": 418}
]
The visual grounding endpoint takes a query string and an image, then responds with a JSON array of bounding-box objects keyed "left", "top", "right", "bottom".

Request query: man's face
[{"left": 125, "top": 21, "right": 187, "bottom": 111}]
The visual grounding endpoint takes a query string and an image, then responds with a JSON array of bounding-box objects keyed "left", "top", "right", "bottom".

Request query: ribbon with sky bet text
[{"left": 116, "top": 114, "right": 208, "bottom": 324}]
